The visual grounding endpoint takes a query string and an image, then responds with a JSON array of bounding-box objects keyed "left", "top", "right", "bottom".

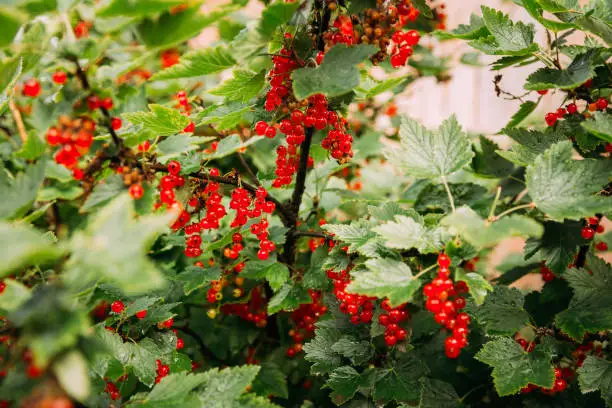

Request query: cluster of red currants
[
  {"left": 223, "top": 233, "right": 245, "bottom": 260},
  {"left": 250, "top": 218, "right": 275, "bottom": 260},
  {"left": 104, "top": 381, "right": 121, "bottom": 401},
  {"left": 396, "top": 0, "right": 421, "bottom": 25},
  {"left": 287, "top": 290, "right": 327, "bottom": 357},
  {"left": 46, "top": 116, "right": 96, "bottom": 179},
  {"left": 273, "top": 144, "right": 300, "bottom": 188},
  {"left": 389, "top": 29, "right": 420, "bottom": 68},
  {"left": 155, "top": 359, "right": 170, "bottom": 384},
  {"left": 174, "top": 90, "right": 195, "bottom": 133},
  {"left": 230, "top": 187, "right": 276, "bottom": 227},
  {"left": 329, "top": 15, "right": 355, "bottom": 45},
  {"left": 327, "top": 266, "right": 376, "bottom": 325},
  {"left": 423, "top": 254, "right": 471, "bottom": 359},
  {"left": 221, "top": 287, "right": 268, "bottom": 328},
  {"left": 540, "top": 263, "right": 555, "bottom": 282},
  {"left": 266, "top": 44, "right": 299, "bottom": 112},
  {"left": 544, "top": 97, "right": 608, "bottom": 126},
  {"left": 378, "top": 300, "right": 410, "bottom": 346},
  {"left": 581, "top": 216, "right": 605, "bottom": 241}
]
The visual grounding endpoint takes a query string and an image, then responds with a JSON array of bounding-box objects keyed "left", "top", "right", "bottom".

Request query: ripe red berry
[
  {"left": 87, "top": 95, "right": 100, "bottom": 110},
  {"left": 545, "top": 112, "right": 558, "bottom": 126},
  {"left": 596, "top": 97, "right": 609, "bottom": 111},
  {"left": 167, "top": 160, "right": 181, "bottom": 175},
  {"left": 537, "top": 89, "right": 548, "bottom": 95},
  {"left": 255, "top": 121, "right": 268, "bottom": 136},
  {"left": 437, "top": 253, "right": 451, "bottom": 268},
  {"left": 384, "top": 335, "right": 397, "bottom": 346},
  {"left": 291, "top": 110, "right": 305, "bottom": 124},
  {"left": 111, "top": 300, "right": 125, "bottom": 314},
  {"left": 404, "top": 30, "right": 420, "bottom": 46},
  {"left": 596, "top": 242, "right": 609, "bottom": 251},
  {"left": 111, "top": 117, "right": 122, "bottom": 130},
  {"left": 183, "top": 121, "right": 195, "bottom": 133},
  {"left": 101, "top": 97, "right": 114, "bottom": 110},
  {"left": 581, "top": 226, "right": 595, "bottom": 240},
  {"left": 129, "top": 184, "right": 144, "bottom": 200},
  {"left": 135, "top": 310, "right": 147, "bottom": 319},
  {"left": 176, "top": 338, "right": 184, "bottom": 350},
  {"left": 52, "top": 71, "right": 67, "bottom": 85},
  {"left": 23, "top": 78, "right": 41, "bottom": 97},
  {"left": 265, "top": 126, "right": 276, "bottom": 139},
  {"left": 566, "top": 103, "right": 578, "bottom": 114},
  {"left": 606, "top": 143, "right": 612, "bottom": 153},
  {"left": 257, "top": 249, "right": 270, "bottom": 260},
  {"left": 554, "top": 378, "right": 567, "bottom": 392}
]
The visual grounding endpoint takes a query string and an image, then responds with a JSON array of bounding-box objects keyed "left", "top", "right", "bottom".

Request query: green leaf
[
  {"left": 145, "top": 371, "right": 209, "bottom": 402},
  {"left": 157, "top": 135, "right": 215, "bottom": 163},
  {"left": 577, "top": 355, "right": 612, "bottom": 406},
  {"left": 97, "top": 0, "right": 185, "bottom": 18},
  {"left": 386, "top": 115, "right": 473, "bottom": 179},
  {"left": 330, "top": 337, "right": 372, "bottom": 366},
  {"left": 434, "top": 14, "right": 489, "bottom": 40},
  {"left": 346, "top": 258, "right": 421, "bottom": 308},
  {"left": 475, "top": 337, "right": 555, "bottom": 396},
  {"left": 0, "top": 160, "right": 46, "bottom": 220},
  {"left": 0, "top": 222, "right": 64, "bottom": 278},
  {"left": 582, "top": 111, "right": 612, "bottom": 143},
  {"left": 469, "top": 6, "right": 537, "bottom": 56},
  {"left": 525, "top": 50, "right": 602, "bottom": 90},
  {"left": 197, "top": 365, "right": 260, "bottom": 404},
  {"left": 322, "top": 220, "right": 376, "bottom": 254},
  {"left": 235, "top": 394, "right": 283, "bottom": 408},
  {"left": 292, "top": 44, "right": 378, "bottom": 100},
  {"left": 505, "top": 100, "right": 539, "bottom": 129},
  {"left": 0, "top": 279, "right": 31, "bottom": 312},
  {"left": 328, "top": 366, "right": 360, "bottom": 403},
  {"left": 555, "top": 256, "right": 612, "bottom": 341},
  {"left": 411, "top": 0, "right": 433, "bottom": 19},
  {"left": 526, "top": 141, "right": 612, "bottom": 220},
  {"left": 209, "top": 70, "right": 266, "bottom": 103},
  {"left": 137, "top": 6, "right": 239, "bottom": 49},
  {"left": 252, "top": 363, "right": 288, "bottom": 399},
  {"left": 442, "top": 206, "right": 543, "bottom": 248},
  {"left": 151, "top": 46, "right": 236, "bottom": 81},
  {"left": 374, "top": 352, "right": 430, "bottom": 403},
  {"left": 524, "top": 220, "right": 584, "bottom": 274},
  {"left": 415, "top": 183, "right": 487, "bottom": 214},
  {"left": 177, "top": 266, "right": 222, "bottom": 295},
  {"left": 359, "top": 76, "right": 413, "bottom": 99},
  {"left": 472, "top": 136, "right": 514, "bottom": 178},
  {"left": 52, "top": 351, "right": 90, "bottom": 402},
  {"left": 15, "top": 132, "right": 46, "bottom": 160},
  {"left": 372, "top": 214, "right": 448, "bottom": 254},
  {"left": 303, "top": 327, "right": 343, "bottom": 374},
  {"left": 473, "top": 286, "right": 530, "bottom": 336},
  {"left": 204, "top": 134, "right": 264, "bottom": 159},
  {"left": 123, "top": 104, "right": 190, "bottom": 136},
  {"left": 258, "top": 2, "right": 300, "bottom": 37},
  {"left": 499, "top": 127, "right": 565, "bottom": 167},
  {"left": 267, "top": 282, "right": 311, "bottom": 314},
  {"left": 38, "top": 183, "right": 83, "bottom": 202},
  {"left": 81, "top": 174, "right": 125, "bottom": 213},
  {"left": 521, "top": 0, "right": 575, "bottom": 31},
  {"left": 455, "top": 270, "right": 493, "bottom": 306},
  {"left": 418, "top": 378, "right": 461, "bottom": 408},
  {"left": 0, "top": 8, "right": 26, "bottom": 48},
  {"left": 66, "top": 195, "right": 173, "bottom": 295},
  {"left": 196, "top": 103, "right": 253, "bottom": 131}
]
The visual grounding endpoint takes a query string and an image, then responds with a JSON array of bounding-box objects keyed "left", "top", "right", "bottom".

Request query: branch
[
  {"left": 72, "top": 58, "right": 122, "bottom": 148},
  {"left": 8, "top": 99, "right": 27, "bottom": 143},
  {"left": 294, "top": 231, "right": 331, "bottom": 240}
]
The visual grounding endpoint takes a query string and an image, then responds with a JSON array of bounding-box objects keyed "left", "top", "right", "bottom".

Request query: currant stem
[
  {"left": 441, "top": 176, "right": 456, "bottom": 213},
  {"left": 487, "top": 186, "right": 502, "bottom": 221},
  {"left": 493, "top": 202, "right": 535, "bottom": 220},
  {"left": 414, "top": 263, "right": 438, "bottom": 280}
]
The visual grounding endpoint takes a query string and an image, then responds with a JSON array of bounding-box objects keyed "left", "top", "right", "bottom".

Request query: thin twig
[
  {"left": 237, "top": 153, "right": 261, "bottom": 186},
  {"left": 8, "top": 99, "right": 27, "bottom": 143},
  {"left": 488, "top": 186, "right": 502, "bottom": 221},
  {"left": 493, "top": 202, "right": 535, "bottom": 220},
  {"left": 294, "top": 231, "right": 332, "bottom": 240},
  {"left": 441, "top": 176, "right": 455, "bottom": 213}
]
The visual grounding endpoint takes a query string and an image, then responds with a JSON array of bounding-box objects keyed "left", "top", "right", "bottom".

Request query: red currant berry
[
  {"left": 566, "top": 103, "right": 578, "bottom": 114},
  {"left": 596, "top": 97, "right": 609, "bottom": 111},
  {"left": 438, "top": 253, "right": 451, "bottom": 268},
  {"left": 129, "top": 183, "right": 144, "bottom": 200},
  {"left": 581, "top": 226, "right": 595, "bottom": 240},
  {"left": 101, "top": 97, "right": 113, "bottom": 110},
  {"left": 255, "top": 121, "right": 268, "bottom": 136},
  {"left": 265, "top": 126, "right": 277, "bottom": 139},
  {"left": 537, "top": 89, "right": 548, "bottom": 95},
  {"left": 168, "top": 160, "right": 181, "bottom": 175},
  {"left": 111, "top": 300, "right": 125, "bottom": 314},
  {"left": 176, "top": 338, "right": 184, "bottom": 350},
  {"left": 596, "top": 242, "right": 608, "bottom": 251},
  {"left": 384, "top": 335, "right": 397, "bottom": 347},
  {"left": 135, "top": 310, "right": 147, "bottom": 319},
  {"left": 23, "top": 78, "right": 41, "bottom": 97},
  {"left": 111, "top": 117, "right": 122, "bottom": 130},
  {"left": 257, "top": 249, "right": 270, "bottom": 260},
  {"left": 183, "top": 121, "right": 195, "bottom": 133},
  {"left": 554, "top": 378, "right": 567, "bottom": 392},
  {"left": 545, "top": 112, "right": 558, "bottom": 126},
  {"left": 52, "top": 71, "right": 67, "bottom": 85}
]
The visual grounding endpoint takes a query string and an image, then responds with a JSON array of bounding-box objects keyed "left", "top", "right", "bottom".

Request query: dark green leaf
[
  {"left": 577, "top": 355, "right": 612, "bottom": 406},
  {"left": 525, "top": 50, "right": 602, "bottom": 90},
  {"left": 473, "top": 286, "right": 530, "bottom": 336},
  {"left": 151, "top": 46, "right": 236, "bottom": 81},
  {"left": 418, "top": 378, "right": 461, "bottom": 408},
  {"left": 0, "top": 160, "right": 46, "bottom": 220}
]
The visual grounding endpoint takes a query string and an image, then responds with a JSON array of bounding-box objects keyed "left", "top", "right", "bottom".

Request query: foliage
[{"left": 0, "top": 0, "right": 610, "bottom": 407}]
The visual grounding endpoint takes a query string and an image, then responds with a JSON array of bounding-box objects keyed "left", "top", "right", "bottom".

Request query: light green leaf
[
  {"left": 197, "top": 365, "right": 260, "bottom": 404},
  {"left": 441, "top": 206, "right": 543, "bottom": 248},
  {"left": 0, "top": 160, "right": 46, "bottom": 220},
  {"left": 97, "top": 0, "right": 185, "bottom": 18},
  {"left": 195, "top": 103, "right": 253, "bottom": 131},
  {"left": 267, "top": 283, "right": 311, "bottom": 314},
  {"left": 525, "top": 50, "right": 602, "bottom": 90},
  {"left": 469, "top": 6, "right": 537, "bottom": 55},
  {"left": 146, "top": 371, "right": 209, "bottom": 402},
  {"left": 151, "top": 46, "right": 236, "bottom": 81},
  {"left": 258, "top": 2, "right": 300, "bottom": 36},
  {"left": 157, "top": 135, "right": 215, "bottom": 163},
  {"left": 292, "top": 44, "right": 378, "bottom": 100},
  {"left": 137, "top": 6, "right": 239, "bottom": 49},
  {"left": 435, "top": 14, "right": 488, "bottom": 40},
  {"left": 15, "top": 132, "right": 46, "bottom": 160},
  {"left": 123, "top": 104, "right": 190, "bottom": 136},
  {"left": 577, "top": 355, "right": 612, "bottom": 406},
  {"left": 0, "top": 222, "right": 64, "bottom": 278},
  {"left": 0, "top": 279, "right": 31, "bottom": 312},
  {"left": 358, "top": 75, "right": 412, "bottom": 99},
  {"left": 204, "top": 134, "right": 264, "bottom": 160},
  {"left": 209, "top": 70, "right": 266, "bottom": 103},
  {"left": 347, "top": 258, "right": 421, "bottom": 308},
  {"left": 386, "top": 115, "right": 473, "bottom": 179},
  {"left": 505, "top": 100, "right": 539, "bottom": 129},
  {"left": 81, "top": 174, "right": 125, "bottom": 213},
  {"left": 66, "top": 195, "right": 173, "bottom": 295},
  {"left": 473, "top": 286, "right": 530, "bottom": 336},
  {"left": 0, "top": 8, "right": 26, "bottom": 48},
  {"left": 582, "top": 111, "right": 612, "bottom": 143},
  {"left": 476, "top": 337, "right": 555, "bottom": 396},
  {"left": 526, "top": 141, "right": 612, "bottom": 220},
  {"left": 322, "top": 220, "right": 376, "bottom": 254},
  {"left": 499, "top": 127, "right": 565, "bottom": 167},
  {"left": 52, "top": 351, "right": 90, "bottom": 402},
  {"left": 372, "top": 215, "right": 448, "bottom": 254},
  {"left": 455, "top": 269, "right": 492, "bottom": 305}
]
